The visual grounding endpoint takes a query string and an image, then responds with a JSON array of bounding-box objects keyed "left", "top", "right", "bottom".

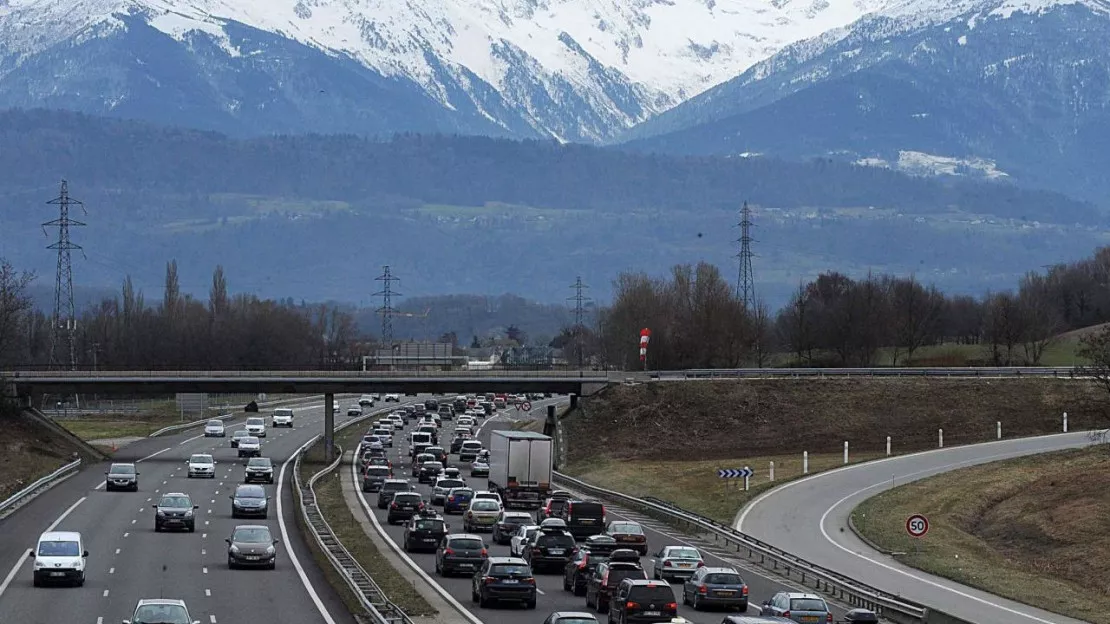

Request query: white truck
[{"left": 487, "top": 431, "right": 552, "bottom": 509}]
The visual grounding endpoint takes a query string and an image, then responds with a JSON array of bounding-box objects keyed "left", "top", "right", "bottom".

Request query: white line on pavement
[{"left": 0, "top": 497, "right": 87, "bottom": 600}]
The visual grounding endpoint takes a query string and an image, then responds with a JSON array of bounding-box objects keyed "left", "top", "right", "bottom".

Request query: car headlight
[
  {"left": 265, "top": 546, "right": 275, "bottom": 555},
  {"left": 183, "top": 509, "right": 194, "bottom": 517},
  {"left": 229, "top": 545, "right": 240, "bottom": 554},
  {"left": 33, "top": 560, "right": 45, "bottom": 569},
  {"left": 157, "top": 510, "right": 166, "bottom": 516}
]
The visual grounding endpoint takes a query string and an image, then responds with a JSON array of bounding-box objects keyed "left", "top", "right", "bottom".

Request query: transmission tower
[
  {"left": 567, "top": 276, "right": 592, "bottom": 368},
  {"left": 736, "top": 201, "right": 756, "bottom": 309},
  {"left": 43, "top": 180, "right": 86, "bottom": 370},
  {"left": 374, "top": 265, "right": 401, "bottom": 348}
]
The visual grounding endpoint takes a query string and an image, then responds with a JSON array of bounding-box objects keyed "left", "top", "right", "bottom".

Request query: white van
[
  {"left": 30, "top": 531, "right": 87, "bottom": 587},
  {"left": 271, "top": 408, "right": 294, "bottom": 428}
]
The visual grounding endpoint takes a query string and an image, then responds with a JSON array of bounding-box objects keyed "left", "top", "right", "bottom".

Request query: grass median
[
  {"left": 59, "top": 399, "right": 201, "bottom": 441},
  {"left": 297, "top": 425, "right": 437, "bottom": 618},
  {"left": 852, "top": 445, "right": 1110, "bottom": 624}
]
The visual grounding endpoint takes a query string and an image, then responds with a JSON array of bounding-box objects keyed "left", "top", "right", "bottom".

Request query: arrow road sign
[
  {"left": 906, "top": 514, "right": 929, "bottom": 538},
  {"left": 717, "top": 468, "right": 754, "bottom": 479}
]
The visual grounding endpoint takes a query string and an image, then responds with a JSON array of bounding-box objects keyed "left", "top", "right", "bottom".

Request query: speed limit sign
[
  {"left": 520, "top": 401, "right": 532, "bottom": 411},
  {"left": 906, "top": 514, "right": 929, "bottom": 538}
]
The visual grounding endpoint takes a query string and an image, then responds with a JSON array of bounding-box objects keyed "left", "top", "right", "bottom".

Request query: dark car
[
  {"left": 377, "top": 479, "right": 414, "bottom": 509},
  {"left": 681, "top": 566, "right": 749, "bottom": 611},
  {"left": 403, "top": 512, "right": 449, "bottom": 553},
  {"left": 471, "top": 557, "right": 537, "bottom": 609},
  {"left": 438, "top": 405, "right": 455, "bottom": 420},
  {"left": 244, "top": 457, "right": 275, "bottom": 484},
  {"left": 493, "top": 511, "right": 535, "bottom": 545},
  {"left": 605, "top": 520, "right": 647, "bottom": 555},
  {"left": 425, "top": 446, "right": 449, "bottom": 466},
  {"left": 435, "top": 534, "right": 488, "bottom": 576},
  {"left": 230, "top": 483, "right": 269, "bottom": 519},
  {"left": 563, "top": 535, "right": 619, "bottom": 595},
  {"left": 386, "top": 492, "right": 426, "bottom": 524},
  {"left": 105, "top": 462, "right": 139, "bottom": 491},
  {"left": 424, "top": 399, "right": 439, "bottom": 412},
  {"left": 607, "top": 579, "right": 677, "bottom": 624},
  {"left": 362, "top": 465, "right": 393, "bottom": 492},
  {"left": 411, "top": 452, "right": 435, "bottom": 476},
  {"left": 536, "top": 496, "right": 570, "bottom": 523},
  {"left": 559, "top": 500, "right": 606, "bottom": 539},
  {"left": 524, "top": 525, "right": 576, "bottom": 572},
  {"left": 225, "top": 524, "right": 279, "bottom": 569},
  {"left": 418, "top": 461, "right": 444, "bottom": 484},
  {"left": 586, "top": 560, "right": 647, "bottom": 611},
  {"left": 450, "top": 435, "right": 467, "bottom": 454},
  {"left": 154, "top": 493, "right": 198, "bottom": 532},
  {"left": 445, "top": 487, "right": 475, "bottom": 514}
]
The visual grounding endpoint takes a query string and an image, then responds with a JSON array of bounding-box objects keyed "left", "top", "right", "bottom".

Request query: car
[
  {"left": 333, "top": 404, "right": 340, "bottom": 414},
  {"left": 450, "top": 435, "right": 468, "bottom": 454},
  {"left": 607, "top": 579, "right": 677, "bottom": 624},
  {"left": 651, "top": 546, "right": 704, "bottom": 582},
  {"left": 154, "top": 492, "right": 198, "bottom": 532},
  {"left": 493, "top": 511, "right": 535, "bottom": 545},
  {"left": 444, "top": 487, "right": 475, "bottom": 514},
  {"left": 105, "top": 462, "right": 139, "bottom": 491},
  {"left": 510, "top": 524, "right": 541, "bottom": 557},
  {"left": 389, "top": 415, "right": 405, "bottom": 429},
  {"left": 364, "top": 455, "right": 392, "bottom": 471},
  {"left": 30, "top": 531, "right": 87, "bottom": 587},
  {"left": 471, "top": 557, "right": 537, "bottom": 608},
  {"left": 230, "top": 483, "right": 269, "bottom": 519},
  {"left": 537, "top": 496, "right": 569, "bottom": 523},
  {"left": 464, "top": 498, "right": 503, "bottom": 532},
  {"left": 271, "top": 408, "right": 294, "bottom": 427},
  {"left": 432, "top": 477, "right": 467, "bottom": 505},
  {"left": 418, "top": 461, "right": 444, "bottom": 484},
  {"left": 362, "top": 465, "right": 393, "bottom": 492},
  {"left": 681, "top": 566, "right": 749, "bottom": 611},
  {"left": 410, "top": 452, "right": 435, "bottom": 476},
  {"left": 563, "top": 535, "right": 620, "bottom": 596},
  {"left": 459, "top": 439, "right": 483, "bottom": 462},
  {"left": 443, "top": 466, "right": 462, "bottom": 479},
  {"left": 605, "top": 520, "right": 648, "bottom": 555},
  {"left": 226, "top": 524, "right": 280, "bottom": 570},
  {"left": 186, "top": 454, "right": 216, "bottom": 479},
  {"left": 435, "top": 533, "right": 489, "bottom": 576},
  {"left": 377, "top": 479, "right": 414, "bottom": 509},
  {"left": 470, "top": 460, "right": 490, "bottom": 477},
  {"left": 359, "top": 395, "right": 376, "bottom": 406},
  {"left": 473, "top": 490, "right": 503, "bottom": 507},
  {"left": 244, "top": 457, "right": 275, "bottom": 484},
  {"left": 387, "top": 492, "right": 427, "bottom": 524},
  {"left": 759, "top": 592, "right": 832, "bottom": 623},
  {"left": 541, "top": 611, "right": 600, "bottom": 624},
  {"left": 425, "top": 445, "right": 448, "bottom": 466},
  {"left": 523, "top": 523, "right": 576, "bottom": 572},
  {"left": 203, "top": 420, "right": 226, "bottom": 437},
  {"left": 244, "top": 416, "right": 267, "bottom": 438},
  {"left": 558, "top": 500, "right": 607, "bottom": 538},
  {"left": 403, "top": 511, "right": 449, "bottom": 552},
  {"left": 586, "top": 559, "right": 647, "bottom": 612},
  {"left": 230, "top": 429, "right": 249, "bottom": 448},
  {"left": 122, "top": 598, "right": 198, "bottom": 624},
  {"left": 385, "top": 393, "right": 400, "bottom": 402},
  {"left": 374, "top": 430, "right": 394, "bottom": 447},
  {"left": 237, "top": 436, "right": 261, "bottom": 458},
  {"left": 347, "top": 405, "right": 363, "bottom": 417},
  {"left": 409, "top": 432, "right": 433, "bottom": 457}
]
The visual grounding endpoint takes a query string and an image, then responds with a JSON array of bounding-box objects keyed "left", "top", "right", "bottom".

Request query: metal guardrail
[
  {"left": 653, "top": 366, "right": 1078, "bottom": 378},
  {"left": 149, "top": 413, "right": 235, "bottom": 437},
  {"left": 3, "top": 369, "right": 606, "bottom": 379},
  {"left": 551, "top": 471, "right": 927, "bottom": 623},
  {"left": 0, "top": 458, "right": 82, "bottom": 516}
]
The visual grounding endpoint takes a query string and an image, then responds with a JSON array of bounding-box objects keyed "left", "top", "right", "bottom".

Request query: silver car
[
  {"left": 123, "top": 598, "right": 198, "bottom": 624},
  {"left": 464, "top": 498, "right": 502, "bottom": 532},
  {"left": 186, "top": 454, "right": 215, "bottom": 479},
  {"left": 651, "top": 545, "right": 704, "bottom": 582},
  {"left": 203, "top": 420, "right": 225, "bottom": 437},
  {"left": 510, "top": 525, "right": 541, "bottom": 557},
  {"left": 761, "top": 592, "right": 832, "bottom": 623},
  {"left": 237, "top": 436, "right": 261, "bottom": 458},
  {"left": 432, "top": 477, "right": 467, "bottom": 505}
]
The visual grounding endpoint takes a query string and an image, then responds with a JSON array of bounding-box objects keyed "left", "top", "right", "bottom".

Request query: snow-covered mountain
[
  {"left": 0, "top": 0, "right": 889, "bottom": 141},
  {"left": 623, "top": 0, "right": 1110, "bottom": 202}
]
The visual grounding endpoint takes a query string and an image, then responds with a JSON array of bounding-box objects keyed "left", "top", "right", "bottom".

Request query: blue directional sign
[{"left": 717, "top": 467, "right": 753, "bottom": 479}]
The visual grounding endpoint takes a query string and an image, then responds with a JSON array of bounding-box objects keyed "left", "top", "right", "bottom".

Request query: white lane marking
[
  {"left": 131, "top": 519, "right": 136, "bottom": 525},
  {"left": 210, "top": 616, "right": 217, "bottom": 624},
  {"left": 123, "top": 532, "right": 129, "bottom": 538},
  {"left": 205, "top": 520, "right": 210, "bottom": 526},
  {"left": 202, "top": 567, "right": 208, "bottom": 574},
  {"left": 162, "top": 480, "right": 168, "bottom": 485},
  {"left": 109, "top": 567, "right": 115, "bottom": 574},
  {"left": 201, "top": 549, "right": 207, "bottom": 555},
  {"left": 536, "top": 588, "right": 545, "bottom": 595},
  {"left": 277, "top": 436, "right": 339, "bottom": 624},
  {"left": 207, "top": 509, "right": 212, "bottom": 514},
  {"left": 102, "top": 589, "right": 109, "bottom": 597},
  {"left": 139, "top": 507, "right": 145, "bottom": 512},
  {"left": 202, "top": 533, "right": 207, "bottom": 539},
  {"left": 210, "top": 499, "right": 215, "bottom": 503},
  {"left": 205, "top": 588, "right": 211, "bottom": 596},
  {"left": 94, "top": 481, "right": 106, "bottom": 490},
  {"left": 154, "top": 489, "right": 160, "bottom": 493},
  {"left": 146, "top": 497, "right": 151, "bottom": 502},
  {"left": 138, "top": 447, "right": 172, "bottom": 462},
  {"left": 179, "top": 433, "right": 206, "bottom": 445},
  {"left": 115, "top": 548, "right": 120, "bottom": 555},
  {"left": 97, "top": 617, "right": 103, "bottom": 624},
  {"left": 0, "top": 497, "right": 86, "bottom": 600}
]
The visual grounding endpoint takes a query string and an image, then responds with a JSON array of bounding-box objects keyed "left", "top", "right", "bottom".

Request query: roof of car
[
  {"left": 232, "top": 524, "right": 270, "bottom": 531},
  {"left": 447, "top": 533, "right": 485, "bottom": 541},
  {"left": 700, "top": 566, "right": 741, "bottom": 575},
  {"left": 722, "top": 618, "right": 796, "bottom": 624},
  {"left": 39, "top": 530, "right": 81, "bottom": 541},
  {"left": 162, "top": 491, "right": 190, "bottom": 497},
  {"left": 136, "top": 598, "right": 187, "bottom": 607},
  {"left": 549, "top": 612, "right": 599, "bottom": 621},
  {"left": 487, "top": 556, "right": 528, "bottom": 564},
  {"left": 783, "top": 592, "right": 824, "bottom": 600}
]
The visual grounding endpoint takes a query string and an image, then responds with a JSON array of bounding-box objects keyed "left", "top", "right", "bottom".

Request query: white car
[
  {"left": 472, "top": 490, "right": 502, "bottom": 506},
  {"left": 237, "top": 436, "right": 261, "bottom": 458},
  {"left": 359, "top": 395, "right": 376, "bottom": 407},
  {"left": 347, "top": 405, "right": 363, "bottom": 417},
  {"left": 384, "top": 393, "right": 400, "bottom": 402},
  {"left": 510, "top": 525, "right": 541, "bottom": 557},
  {"left": 186, "top": 454, "right": 216, "bottom": 478},
  {"left": 31, "top": 530, "right": 87, "bottom": 587},
  {"left": 203, "top": 420, "right": 225, "bottom": 437},
  {"left": 123, "top": 599, "right": 196, "bottom": 624},
  {"left": 388, "top": 415, "right": 405, "bottom": 430},
  {"left": 271, "top": 408, "right": 294, "bottom": 428},
  {"left": 373, "top": 429, "right": 393, "bottom": 447},
  {"left": 244, "top": 416, "right": 266, "bottom": 438}
]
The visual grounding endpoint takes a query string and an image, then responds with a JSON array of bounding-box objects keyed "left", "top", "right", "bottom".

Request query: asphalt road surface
[
  {"left": 352, "top": 398, "right": 860, "bottom": 624},
  {"left": 0, "top": 393, "right": 429, "bottom": 624},
  {"left": 737, "top": 431, "right": 1100, "bottom": 624}
]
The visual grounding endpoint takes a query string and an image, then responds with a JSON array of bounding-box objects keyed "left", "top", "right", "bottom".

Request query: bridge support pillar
[
  {"left": 324, "top": 393, "right": 335, "bottom": 463},
  {"left": 569, "top": 393, "right": 578, "bottom": 409}
]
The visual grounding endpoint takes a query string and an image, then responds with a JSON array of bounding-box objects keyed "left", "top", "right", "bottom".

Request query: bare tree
[
  {"left": 776, "top": 281, "right": 816, "bottom": 364},
  {"left": 0, "top": 258, "right": 35, "bottom": 364},
  {"left": 1017, "top": 272, "right": 1063, "bottom": 365},
  {"left": 888, "top": 276, "right": 943, "bottom": 365},
  {"left": 982, "top": 292, "right": 1024, "bottom": 365}
]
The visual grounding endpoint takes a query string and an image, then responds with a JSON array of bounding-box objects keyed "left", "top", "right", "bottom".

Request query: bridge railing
[
  {"left": 2, "top": 369, "right": 608, "bottom": 379},
  {"left": 649, "top": 366, "right": 1079, "bottom": 378}
]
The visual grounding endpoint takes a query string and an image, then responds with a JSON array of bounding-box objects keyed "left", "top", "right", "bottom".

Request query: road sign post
[
  {"left": 717, "top": 467, "right": 754, "bottom": 489},
  {"left": 906, "top": 514, "right": 929, "bottom": 555}
]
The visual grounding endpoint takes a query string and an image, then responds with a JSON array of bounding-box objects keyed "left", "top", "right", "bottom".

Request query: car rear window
[
  {"left": 704, "top": 573, "right": 743, "bottom": 584},
  {"left": 538, "top": 534, "right": 575, "bottom": 548},
  {"left": 569, "top": 502, "right": 604, "bottom": 517},
  {"left": 490, "top": 564, "right": 531, "bottom": 577},
  {"left": 667, "top": 547, "right": 701, "bottom": 559},
  {"left": 462, "top": 441, "right": 482, "bottom": 449},
  {"left": 366, "top": 467, "right": 390, "bottom": 476},
  {"left": 382, "top": 482, "right": 409, "bottom": 492},
  {"left": 628, "top": 585, "right": 675, "bottom": 603},
  {"left": 437, "top": 479, "right": 466, "bottom": 489},
  {"left": 791, "top": 598, "right": 828, "bottom": 612},
  {"left": 607, "top": 565, "right": 647, "bottom": 585},
  {"left": 394, "top": 493, "right": 421, "bottom": 502},
  {"left": 414, "top": 519, "right": 445, "bottom": 531},
  {"left": 448, "top": 538, "right": 483, "bottom": 549},
  {"left": 610, "top": 522, "right": 642, "bottom": 534}
]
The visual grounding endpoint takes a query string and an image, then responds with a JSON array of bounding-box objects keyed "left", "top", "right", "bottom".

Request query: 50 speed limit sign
[{"left": 906, "top": 514, "right": 929, "bottom": 538}]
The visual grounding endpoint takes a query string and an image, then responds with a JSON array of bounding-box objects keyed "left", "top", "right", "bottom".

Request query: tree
[
  {"left": 0, "top": 258, "right": 34, "bottom": 364},
  {"left": 209, "top": 265, "right": 228, "bottom": 316},
  {"left": 1017, "top": 272, "right": 1062, "bottom": 365},
  {"left": 982, "top": 292, "right": 1024, "bottom": 365},
  {"left": 888, "top": 276, "right": 943, "bottom": 365},
  {"left": 506, "top": 325, "right": 526, "bottom": 346}
]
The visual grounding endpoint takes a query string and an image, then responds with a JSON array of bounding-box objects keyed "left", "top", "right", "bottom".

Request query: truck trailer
[{"left": 488, "top": 431, "right": 553, "bottom": 509}]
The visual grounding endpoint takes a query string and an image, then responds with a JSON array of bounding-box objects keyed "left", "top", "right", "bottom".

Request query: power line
[
  {"left": 736, "top": 201, "right": 756, "bottom": 309},
  {"left": 374, "top": 265, "right": 401, "bottom": 348},
  {"left": 567, "top": 276, "right": 592, "bottom": 368},
  {"left": 43, "top": 180, "right": 86, "bottom": 370}
]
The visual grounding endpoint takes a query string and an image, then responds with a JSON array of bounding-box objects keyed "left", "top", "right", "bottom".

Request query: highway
[
  {"left": 0, "top": 393, "right": 412, "bottom": 624},
  {"left": 736, "top": 431, "right": 1098, "bottom": 624},
  {"left": 351, "top": 398, "right": 860, "bottom": 624}
]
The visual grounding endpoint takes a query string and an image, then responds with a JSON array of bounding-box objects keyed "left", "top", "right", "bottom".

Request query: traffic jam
[{"left": 352, "top": 393, "right": 875, "bottom": 624}]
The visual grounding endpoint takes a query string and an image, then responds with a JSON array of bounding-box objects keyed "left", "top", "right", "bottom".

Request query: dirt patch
[
  {"left": 0, "top": 408, "right": 87, "bottom": 501},
  {"left": 566, "top": 378, "right": 1108, "bottom": 462},
  {"left": 853, "top": 445, "right": 1110, "bottom": 624}
]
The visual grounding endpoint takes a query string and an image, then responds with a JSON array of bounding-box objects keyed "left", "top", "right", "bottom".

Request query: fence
[{"left": 0, "top": 459, "right": 82, "bottom": 517}]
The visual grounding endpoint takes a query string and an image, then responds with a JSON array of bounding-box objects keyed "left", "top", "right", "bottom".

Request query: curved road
[
  {"left": 351, "top": 398, "right": 861, "bottom": 624},
  {"left": 736, "top": 431, "right": 1098, "bottom": 624},
  {"left": 0, "top": 393, "right": 424, "bottom": 624}
]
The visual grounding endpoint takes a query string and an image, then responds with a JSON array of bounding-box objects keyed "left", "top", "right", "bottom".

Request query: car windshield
[
  {"left": 160, "top": 496, "right": 191, "bottom": 507},
  {"left": 110, "top": 464, "right": 135, "bottom": 474},
  {"left": 206, "top": 420, "right": 222, "bottom": 426},
  {"left": 790, "top": 598, "right": 828, "bottom": 612},
  {"left": 235, "top": 485, "right": 265, "bottom": 498},
  {"left": 490, "top": 563, "right": 531, "bottom": 577},
  {"left": 667, "top": 547, "right": 700, "bottom": 559},
  {"left": 37, "top": 540, "right": 80, "bottom": 556},
  {"left": 233, "top": 430, "right": 247, "bottom": 437},
  {"left": 247, "top": 458, "right": 271, "bottom": 467},
  {"left": 232, "top": 527, "right": 272, "bottom": 543},
  {"left": 415, "top": 519, "right": 445, "bottom": 531},
  {"left": 367, "top": 467, "right": 390, "bottom": 475},
  {"left": 133, "top": 603, "right": 190, "bottom": 624},
  {"left": 242, "top": 437, "right": 259, "bottom": 444},
  {"left": 555, "top": 618, "right": 599, "bottom": 624},
  {"left": 246, "top": 418, "right": 263, "bottom": 425},
  {"left": 449, "top": 538, "right": 483, "bottom": 549},
  {"left": 705, "top": 573, "right": 743, "bottom": 584},
  {"left": 462, "top": 441, "right": 482, "bottom": 449},
  {"left": 437, "top": 479, "right": 466, "bottom": 489},
  {"left": 471, "top": 500, "right": 499, "bottom": 511},
  {"left": 190, "top": 454, "right": 212, "bottom": 463}
]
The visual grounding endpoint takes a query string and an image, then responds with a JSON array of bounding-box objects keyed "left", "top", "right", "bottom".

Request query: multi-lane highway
[
  {"left": 0, "top": 394, "right": 409, "bottom": 624},
  {"left": 350, "top": 398, "right": 860, "bottom": 624},
  {"left": 737, "top": 431, "right": 1098, "bottom": 624}
]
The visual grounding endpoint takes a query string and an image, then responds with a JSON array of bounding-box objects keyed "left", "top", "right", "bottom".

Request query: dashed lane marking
[
  {"left": 205, "top": 589, "right": 211, "bottom": 597},
  {"left": 102, "top": 589, "right": 109, "bottom": 597},
  {"left": 109, "top": 568, "right": 115, "bottom": 574},
  {"left": 202, "top": 567, "right": 208, "bottom": 574}
]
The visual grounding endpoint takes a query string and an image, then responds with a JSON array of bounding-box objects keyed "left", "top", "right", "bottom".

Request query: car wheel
[
  {"left": 692, "top": 593, "right": 700, "bottom": 610},
  {"left": 478, "top": 592, "right": 490, "bottom": 608},
  {"left": 154, "top": 524, "right": 162, "bottom": 532},
  {"left": 188, "top": 524, "right": 195, "bottom": 533},
  {"left": 268, "top": 561, "right": 276, "bottom": 570},
  {"left": 526, "top": 598, "right": 536, "bottom": 609},
  {"left": 75, "top": 573, "right": 85, "bottom": 587},
  {"left": 32, "top": 577, "right": 41, "bottom": 588},
  {"left": 471, "top": 588, "right": 480, "bottom": 603},
  {"left": 228, "top": 556, "right": 236, "bottom": 569}
]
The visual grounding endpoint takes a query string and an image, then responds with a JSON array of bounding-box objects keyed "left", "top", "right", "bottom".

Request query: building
[{"left": 362, "top": 342, "right": 466, "bottom": 370}]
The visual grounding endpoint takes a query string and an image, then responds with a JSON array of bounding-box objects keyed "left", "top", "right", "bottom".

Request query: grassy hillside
[{"left": 0, "top": 406, "right": 90, "bottom": 501}]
